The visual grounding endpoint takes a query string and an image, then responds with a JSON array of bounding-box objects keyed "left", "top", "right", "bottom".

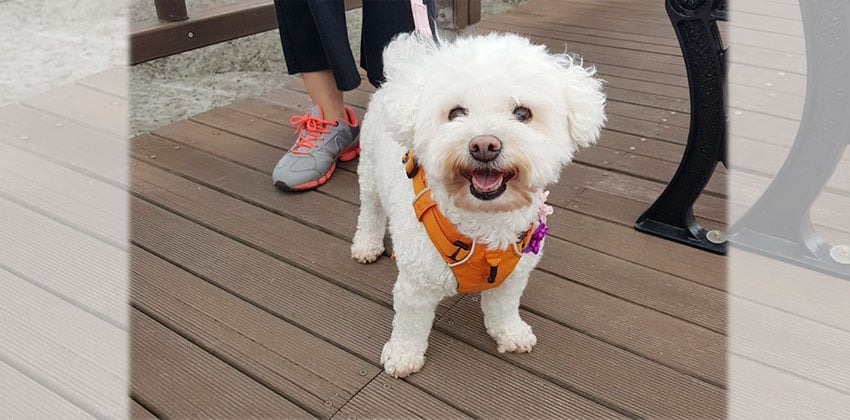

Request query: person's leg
[
  {"left": 301, "top": 70, "right": 347, "bottom": 122},
  {"left": 274, "top": 0, "right": 358, "bottom": 119},
  {"left": 271, "top": 0, "right": 361, "bottom": 191},
  {"left": 361, "top": 0, "right": 436, "bottom": 88}
]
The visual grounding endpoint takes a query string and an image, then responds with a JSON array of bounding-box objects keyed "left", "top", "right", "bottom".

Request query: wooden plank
[
  {"left": 129, "top": 400, "right": 158, "bottom": 419},
  {"left": 500, "top": 8, "right": 675, "bottom": 41},
  {"left": 469, "top": 0, "right": 481, "bottom": 24},
  {"left": 730, "top": 83, "right": 805, "bottom": 121},
  {"left": 516, "top": 0, "right": 803, "bottom": 39},
  {"left": 130, "top": 310, "right": 310, "bottom": 418},
  {"left": 228, "top": 96, "right": 308, "bottom": 124},
  {"left": 437, "top": 297, "right": 725, "bottom": 418},
  {"left": 728, "top": 44, "right": 806, "bottom": 76},
  {"left": 0, "top": 196, "right": 128, "bottom": 326},
  {"left": 186, "top": 106, "right": 292, "bottom": 149},
  {"left": 729, "top": 354, "right": 850, "bottom": 419},
  {"left": 729, "top": 25, "right": 805, "bottom": 54},
  {"left": 521, "top": 270, "right": 724, "bottom": 385},
  {"left": 731, "top": 135, "right": 850, "bottom": 196},
  {"left": 128, "top": 190, "right": 621, "bottom": 417},
  {"left": 129, "top": 163, "right": 453, "bottom": 318},
  {"left": 729, "top": 62, "right": 806, "bottom": 97},
  {"left": 76, "top": 66, "right": 128, "bottom": 99},
  {"left": 546, "top": 207, "right": 727, "bottom": 290},
  {"left": 407, "top": 333, "right": 625, "bottom": 418},
  {"left": 0, "top": 104, "right": 127, "bottom": 183},
  {"left": 730, "top": 250, "right": 850, "bottom": 331},
  {"left": 731, "top": 111, "right": 801, "bottom": 148},
  {"left": 128, "top": 191, "right": 392, "bottom": 357},
  {"left": 727, "top": 0, "right": 802, "bottom": 20},
  {"left": 729, "top": 170, "right": 850, "bottom": 236},
  {"left": 539, "top": 236, "right": 726, "bottom": 333},
  {"left": 132, "top": 133, "right": 360, "bottom": 239},
  {"left": 604, "top": 86, "right": 690, "bottom": 113},
  {"left": 0, "top": 144, "right": 127, "bottom": 246},
  {"left": 606, "top": 101, "right": 690, "bottom": 128},
  {"left": 729, "top": 294, "right": 850, "bottom": 394},
  {"left": 21, "top": 83, "right": 128, "bottom": 139},
  {"left": 488, "top": 6, "right": 803, "bottom": 81},
  {"left": 482, "top": 13, "right": 681, "bottom": 54},
  {"left": 575, "top": 143, "right": 727, "bottom": 197},
  {"left": 333, "top": 374, "right": 470, "bottom": 419},
  {"left": 489, "top": 7, "right": 676, "bottom": 50},
  {"left": 486, "top": 27, "right": 688, "bottom": 78},
  {"left": 130, "top": 0, "right": 363, "bottom": 64},
  {"left": 153, "top": 119, "right": 283, "bottom": 168},
  {"left": 0, "top": 361, "right": 95, "bottom": 420},
  {"left": 130, "top": 246, "right": 381, "bottom": 417},
  {"left": 569, "top": 185, "right": 726, "bottom": 228},
  {"left": 131, "top": 1, "right": 276, "bottom": 64},
  {"left": 581, "top": 166, "right": 728, "bottom": 223},
  {"left": 0, "top": 267, "right": 127, "bottom": 419}
]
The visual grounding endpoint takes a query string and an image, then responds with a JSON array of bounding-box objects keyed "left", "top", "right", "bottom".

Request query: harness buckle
[
  {"left": 448, "top": 240, "right": 471, "bottom": 262},
  {"left": 404, "top": 152, "right": 419, "bottom": 179}
]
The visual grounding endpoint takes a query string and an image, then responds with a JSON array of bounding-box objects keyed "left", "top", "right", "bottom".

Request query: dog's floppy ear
[
  {"left": 555, "top": 54, "right": 607, "bottom": 149},
  {"left": 379, "top": 33, "right": 437, "bottom": 149}
]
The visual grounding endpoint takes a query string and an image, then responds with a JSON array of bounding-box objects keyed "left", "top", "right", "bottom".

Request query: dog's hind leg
[
  {"left": 351, "top": 155, "right": 387, "bottom": 264},
  {"left": 480, "top": 273, "right": 537, "bottom": 353}
]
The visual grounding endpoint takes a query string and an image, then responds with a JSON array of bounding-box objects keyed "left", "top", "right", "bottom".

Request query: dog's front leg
[
  {"left": 381, "top": 276, "right": 443, "bottom": 378},
  {"left": 480, "top": 272, "right": 537, "bottom": 353}
]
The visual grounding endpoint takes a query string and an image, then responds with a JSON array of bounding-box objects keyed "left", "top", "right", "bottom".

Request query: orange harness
[{"left": 404, "top": 151, "right": 533, "bottom": 294}]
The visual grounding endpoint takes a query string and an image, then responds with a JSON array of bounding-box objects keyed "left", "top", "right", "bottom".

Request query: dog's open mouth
[{"left": 464, "top": 168, "right": 515, "bottom": 201}]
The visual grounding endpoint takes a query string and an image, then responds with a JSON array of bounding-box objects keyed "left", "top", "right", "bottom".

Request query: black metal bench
[
  {"left": 635, "top": 0, "right": 728, "bottom": 255},
  {"left": 730, "top": 0, "right": 850, "bottom": 279}
]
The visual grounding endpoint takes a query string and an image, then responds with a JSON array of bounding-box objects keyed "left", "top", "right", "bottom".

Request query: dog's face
[{"left": 380, "top": 33, "right": 606, "bottom": 213}]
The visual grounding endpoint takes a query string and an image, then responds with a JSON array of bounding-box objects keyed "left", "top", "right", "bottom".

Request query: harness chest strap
[{"left": 403, "top": 151, "right": 533, "bottom": 294}]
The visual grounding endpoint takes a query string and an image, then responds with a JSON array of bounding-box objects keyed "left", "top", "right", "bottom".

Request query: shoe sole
[{"left": 275, "top": 144, "right": 360, "bottom": 192}]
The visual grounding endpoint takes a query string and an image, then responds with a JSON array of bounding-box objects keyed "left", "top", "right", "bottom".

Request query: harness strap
[{"left": 404, "top": 151, "right": 533, "bottom": 293}]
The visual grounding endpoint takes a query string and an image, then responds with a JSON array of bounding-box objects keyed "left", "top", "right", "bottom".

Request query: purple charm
[{"left": 523, "top": 222, "right": 549, "bottom": 254}]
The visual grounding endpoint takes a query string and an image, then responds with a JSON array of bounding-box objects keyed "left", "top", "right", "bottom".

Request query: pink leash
[{"left": 410, "top": 0, "right": 433, "bottom": 37}]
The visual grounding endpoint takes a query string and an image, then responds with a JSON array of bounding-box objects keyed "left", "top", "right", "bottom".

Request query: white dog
[{"left": 351, "top": 33, "right": 606, "bottom": 378}]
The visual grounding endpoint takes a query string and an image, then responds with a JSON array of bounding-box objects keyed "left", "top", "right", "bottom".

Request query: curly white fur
[{"left": 351, "top": 33, "right": 606, "bottom": 378}]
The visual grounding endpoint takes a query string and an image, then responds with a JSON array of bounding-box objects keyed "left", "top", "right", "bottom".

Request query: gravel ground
[
  {"left": 129, "top": 0, "right": 526, "bottom": 135},
  {"left": 0, "top": 0, "right": 126, "bottom": 106}
]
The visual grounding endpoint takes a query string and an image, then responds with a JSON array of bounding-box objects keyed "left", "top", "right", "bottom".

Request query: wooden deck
[
  {"left": 125, "top": 1, "right": 730, "bottom": 416},
  {"left": 5, "top": 0, "right": 844, "bottom": 418}
]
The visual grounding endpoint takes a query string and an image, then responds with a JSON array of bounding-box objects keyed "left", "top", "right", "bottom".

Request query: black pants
[{"left": 273, "top": 0, "right": 436, "bottom": 91}]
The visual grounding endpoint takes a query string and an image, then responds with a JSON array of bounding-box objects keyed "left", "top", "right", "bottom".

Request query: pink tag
[{"left": 410, "top": 0, "right": 432, "bottom": 37}]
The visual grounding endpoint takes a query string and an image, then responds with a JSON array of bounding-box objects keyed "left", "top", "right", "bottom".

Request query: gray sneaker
[{"left": 273, "top": 105, "right": 360, "bottom": 191}]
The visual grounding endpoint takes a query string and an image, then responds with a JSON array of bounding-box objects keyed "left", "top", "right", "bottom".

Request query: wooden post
[
  {"left": 435, "top": 0, "right": 481, "bottom": 29},
  {"left": 154, "top": 0, "right": 189, "bottom": 22}
]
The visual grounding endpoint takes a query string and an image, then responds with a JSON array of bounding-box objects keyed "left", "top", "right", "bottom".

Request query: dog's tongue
[{"left": 471, "top": 170, "right": 504, "bottom": 192}]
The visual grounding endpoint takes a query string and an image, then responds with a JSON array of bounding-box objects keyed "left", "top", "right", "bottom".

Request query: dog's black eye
[
  {"left": 448, "top": 106, "right": 468, "bottom": 121},
  {"left": 513, "top": 106, "right": 532, "bottom": 123}
]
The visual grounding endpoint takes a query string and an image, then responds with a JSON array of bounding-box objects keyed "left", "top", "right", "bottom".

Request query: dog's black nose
[{"left": 468, "top": 135, "right": 502, "bottom": 162}]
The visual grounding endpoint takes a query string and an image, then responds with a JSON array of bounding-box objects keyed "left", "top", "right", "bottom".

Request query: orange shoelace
[{"left": 289, "top": 112, "right": 336, "bottom": 155}]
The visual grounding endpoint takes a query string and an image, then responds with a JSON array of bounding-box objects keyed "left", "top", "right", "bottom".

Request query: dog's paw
[
  {"left": 489, "top": 322, "right": 537, "bottom": 354},
  {"left": 381, "top": 341, "right": 425, "bottom": 378},
  {"left": 351, "top": 243, "right": 384, "bottom": 264}
]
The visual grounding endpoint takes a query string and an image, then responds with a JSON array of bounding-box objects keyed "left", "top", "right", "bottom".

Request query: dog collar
[{"left": 403, "top": 151, "right": 533, "bottom": 294}]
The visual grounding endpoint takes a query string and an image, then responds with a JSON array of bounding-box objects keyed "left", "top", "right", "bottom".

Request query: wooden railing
[{"left": 130, "top": 0, "right": 481, "bottom": 65}]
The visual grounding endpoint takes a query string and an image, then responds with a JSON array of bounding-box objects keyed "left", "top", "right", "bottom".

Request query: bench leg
[
  {"left": 635, "top": 0, "right": 728, "bottom": 255},
  {"left": 730, "top": 0, "right": 850, "bottom": 279}
]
